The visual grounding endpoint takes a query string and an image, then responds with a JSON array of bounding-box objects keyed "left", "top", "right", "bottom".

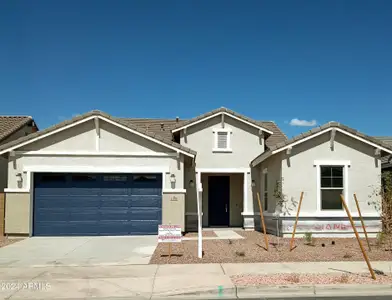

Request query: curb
[{"left": 237, "top": 283, "right": 392, "bottom": 299}]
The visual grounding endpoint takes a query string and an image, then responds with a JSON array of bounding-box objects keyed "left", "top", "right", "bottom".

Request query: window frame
[
  {"left": 315, "top": 160, "right": 350, "bottom": 216},
  {"left": 263, "top": 168, "right": 268, "bottom": 212},
  {"left": 212, "top": 128, "right": 232, "bottom": 153}
]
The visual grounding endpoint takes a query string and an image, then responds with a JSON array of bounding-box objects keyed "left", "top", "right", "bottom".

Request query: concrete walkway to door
[{"left": 0, "top": 236, "right": 158, "bottom": 268}]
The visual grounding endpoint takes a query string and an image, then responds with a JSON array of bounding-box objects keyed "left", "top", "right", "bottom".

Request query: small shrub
[
  {"left": 376, "top": 231, "right": 385, "bottom": 247},
  {"left": 235, "top": 251, "right": 245, "bottom": 257},
  {"left": 303, "top": 232, "right": 313, "bottom": 244},
  {"left": 228, "top": 239, "right": 233, "bottom": 245},
  {"left": 343, "top": 252, "right": 353, "bottom": 259},
  {"left": 286, "top": 273, "right": 300, "bottom": 283},
  {"left": 332, "top": 241, "right": 335, "bottom": 245},
  {"left": 338, "top": 274, "right": 350, "bottom": 283},
  {"left": 321, "top": 243, "right": 325, "bottom": 247}
]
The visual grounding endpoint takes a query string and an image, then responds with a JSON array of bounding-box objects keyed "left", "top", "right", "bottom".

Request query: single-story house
[{"left": 0, "top": 108, "right": 391, "bottom": 237}]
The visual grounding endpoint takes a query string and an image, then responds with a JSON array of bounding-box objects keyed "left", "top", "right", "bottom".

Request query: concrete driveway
[{"left": 0, "top": 236, "right": 158, "bottom": 267}]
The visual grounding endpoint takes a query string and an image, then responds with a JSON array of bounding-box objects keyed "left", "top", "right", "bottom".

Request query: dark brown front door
[{"left": 208, "top": 176, "right": 230, "bottom": 226}]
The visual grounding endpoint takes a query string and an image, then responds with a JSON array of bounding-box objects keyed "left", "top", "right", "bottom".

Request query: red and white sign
[{"left": 158, "top": 225, "right": 182, "bottom": 243}]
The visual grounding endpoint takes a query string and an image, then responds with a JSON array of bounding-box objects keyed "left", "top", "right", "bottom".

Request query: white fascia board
[
  {"left": 15, "top": 151, "right": 177, "bottom": 157},
  {"left": 0, "top": 115, "right": 195, "bottom": 158},
  {"left": 23, "top": 165, "right": 170, "bottom": 174},
  {"left": 172, "top": 112, "right": 274, "bottom": 135},
  {"left": 272, "top": 127, "right": 392, "bottom": 156}
]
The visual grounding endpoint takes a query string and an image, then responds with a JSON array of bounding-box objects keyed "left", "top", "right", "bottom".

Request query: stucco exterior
[
  {"left": 180, "top": 115, "right": 264, "bottom": 231},
  {"left": 257, "top": 131, "right": 382, "bottom": 237},
  {"left": 4, "top": 192, "right": 30, "bottom": 235},
  {"left": 4, "top": 118, "right": 188, "bottom": 235}
]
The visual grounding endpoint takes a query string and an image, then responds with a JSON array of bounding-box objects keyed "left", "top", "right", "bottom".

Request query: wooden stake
[
  {"left": 340, "top": 194, "right": 376, "bottom": 280},
  {"left": 168, "top": 243, "right": 172, "bottom": 258},
  {"left": 353, "top": 193, "right": 371, "bottom": 251},
  {"left": 257, "top": 192, "right": 269, "bottom": 251},
  {"left": 290, "top": 191, "right": 304, "bottom": 251}
]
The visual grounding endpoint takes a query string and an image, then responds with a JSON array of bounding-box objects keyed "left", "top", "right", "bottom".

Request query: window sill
[{"left": 212, "top": 148, "right": 232, "bottom": 153}]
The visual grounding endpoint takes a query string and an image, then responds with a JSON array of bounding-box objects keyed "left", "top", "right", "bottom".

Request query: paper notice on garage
[{"left": 158, "top": 225, "right": 182, "bottom": 243}]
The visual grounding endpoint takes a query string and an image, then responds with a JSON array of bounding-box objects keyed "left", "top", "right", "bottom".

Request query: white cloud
[{"left": 289, "top": 118, "right": 317, "bottom": 127}]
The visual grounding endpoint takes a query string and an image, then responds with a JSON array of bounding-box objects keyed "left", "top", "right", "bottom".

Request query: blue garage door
[{"left": 33, "top": 173, "right": 162, "bottom": 236}]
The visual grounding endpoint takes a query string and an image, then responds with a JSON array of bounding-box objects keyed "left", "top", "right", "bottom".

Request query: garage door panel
[
  {"left": 100, "top": 209, "right": 129, "bottom": 221},
  {"left": 98, "top": 221, "right": 132, "bottom": 235},
  {"left": 33, "top": 172, "right": 162, "bottom": 236},
  {"left": 69, "top": 210, "right": 101, "bottom": 221},
  {"left": 130, "top": 195, "right": 161, "bottom": 207},
  {"left": 131, "top": 221, "right": 160, "bottom": 235},
  {"left": 68, "top": 188, "right": 100, "bottom": 196},
  {"left": 128, "top": 208, "right": 161, "bottom": 221},
  {"left": 100, "top": 197, "right": 130, "bottom": 208},
  {"left": 35, "top": 210, "right": 69, "bottom": 222}
]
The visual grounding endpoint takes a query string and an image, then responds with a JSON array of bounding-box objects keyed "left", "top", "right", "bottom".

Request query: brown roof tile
[{"left": 0, "top": 116, "right": 33, "bottom": 144}]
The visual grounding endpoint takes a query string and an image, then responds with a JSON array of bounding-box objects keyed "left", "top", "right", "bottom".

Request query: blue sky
[{"left": 1, "top": 0, "right": 391, "bottom": 138}]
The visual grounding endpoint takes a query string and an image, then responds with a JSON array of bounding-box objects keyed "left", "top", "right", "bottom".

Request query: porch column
[
  {"left": 196, "top": 171, "right": 203, "bottom": 258},
  {"left": 243, "top": 170, "right": 255, "bottom": 230}
]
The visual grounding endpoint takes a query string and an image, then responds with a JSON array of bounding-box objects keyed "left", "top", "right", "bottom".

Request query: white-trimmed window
[
  {"left": 213, "top": 128, "right": 232, "bottom": 152},
  {"left": 320, "top": 166, "right": 344, "bottom": 210},
  {"left": 315, "top": 160, "right": 350, "bottom": 215},
  {"left": 263, "top": 171, "right": 268, "bottom": 211}
]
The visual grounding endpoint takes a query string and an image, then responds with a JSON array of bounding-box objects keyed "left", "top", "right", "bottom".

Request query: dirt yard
[
  {"left": 232, "top": 273, "right": 392, "bottom": 285},
  {"left": 0, "top": 237, "right": 22, "bottom": 248},
  {"left": 149, "top": 231, "right": 392, "bottom": 264}
]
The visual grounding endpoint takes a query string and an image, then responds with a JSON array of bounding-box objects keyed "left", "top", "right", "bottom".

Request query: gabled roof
[
  {"left": 251, "top": 122, "right": 392, "bottom": 167},
  {"left": 0, "top": 116, "right": 35, "bottom": 144},
  {"left": 0, "top": 111, "right": 196, "bottom": 157},
  {"left": 171, "top": 107, "right": 274, "bottom": 135}
]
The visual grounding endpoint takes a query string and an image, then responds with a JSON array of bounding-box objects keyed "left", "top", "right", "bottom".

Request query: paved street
[
  {"left": 0, "top": 236, "right": 158, "bottom": 267},
  {"left": 1, "top": 262, "right": 392, "bottom": 299}
]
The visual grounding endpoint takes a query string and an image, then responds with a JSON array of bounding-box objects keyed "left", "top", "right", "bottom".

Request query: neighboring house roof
[
  {"left": 0, "top": 116, "right": 34, "bottom": 144},
  {"left": 0, "top": 111, "right": 196, "bottom": 157},
  {"left": 251, "top": 122, "right": 392, "bottom": 167},
  {"left": 375, "top": 136, "right": 392, "bottom": 169},
  {"left": 171, "top": 107, "right": 274, "bottom": 135}
]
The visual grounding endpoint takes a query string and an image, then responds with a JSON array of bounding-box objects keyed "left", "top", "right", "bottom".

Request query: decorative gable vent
[
  {"left": 213, "top": 128, "right": 232, "bottom": 152},
  {"left": 217, "top": 132, "right": 228, "bottom": 149}
]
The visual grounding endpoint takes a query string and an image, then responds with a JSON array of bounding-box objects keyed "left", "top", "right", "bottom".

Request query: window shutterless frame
[{"left": 314, "top": 160, "right": 350, "bottom": 216}]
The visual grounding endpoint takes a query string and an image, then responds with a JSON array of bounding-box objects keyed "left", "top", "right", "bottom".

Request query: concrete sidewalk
[{"left": 1, "top": 261, "right": 392, "bottom": 299}]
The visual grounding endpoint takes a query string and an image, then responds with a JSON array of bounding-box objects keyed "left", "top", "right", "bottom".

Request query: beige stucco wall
[
  {"left": 162, "top": 193, "right": 185, "bottom": 231},
  {"left": 180, "top": 115, "right": 264, "bottom": 168},
  {"left": 7, "top": 119, "right": 185, "bottom": 190},
  {"left": 5, "top": 192, "right": 30, "bottom": 235},
  {"left": 281, "top": 132, "right": 381, "bottom": 216}
]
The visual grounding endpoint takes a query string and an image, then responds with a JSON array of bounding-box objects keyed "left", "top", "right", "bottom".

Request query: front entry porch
[
  {"left": 184, "top": 168, "right": 256, "bottom": 232},
  {"left": 201, "top": 173, "right": 243, "bottom": 228}
]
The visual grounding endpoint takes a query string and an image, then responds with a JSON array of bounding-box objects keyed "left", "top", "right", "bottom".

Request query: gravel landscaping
[
  {"left": 0, "top": 237, "right": 22, "bottom": 248},
  {"left": 149, "top": 231, "right": 392, "bottom": 264},
  {"left": 232, "top": 273, "right": 392, "bottom": 285}
]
